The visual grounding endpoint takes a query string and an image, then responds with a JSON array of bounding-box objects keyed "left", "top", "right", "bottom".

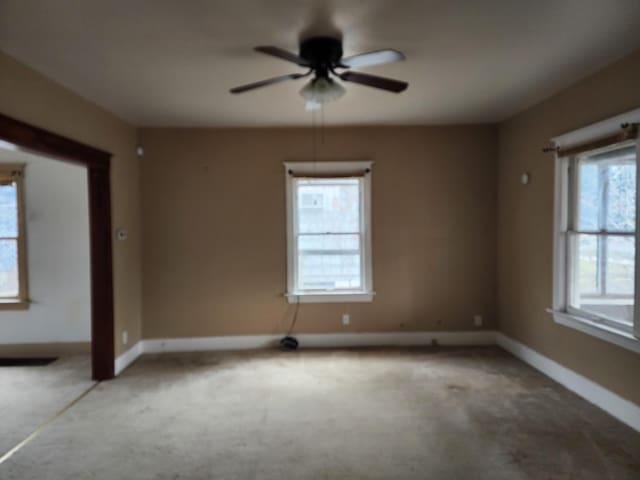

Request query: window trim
[
  {"left": 0, "top": 163, "right": 29, "bottom": 309},
  {"left": 284, "top": 161, "right": 374, "bottom": 304},
  {"left": 550, "top": 108, "right": 640, "bottom": 352}
]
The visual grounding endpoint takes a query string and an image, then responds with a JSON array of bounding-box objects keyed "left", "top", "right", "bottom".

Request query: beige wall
[
  {"left": 0, "top": 51, "right": 142, "bottom": 356},
  {"left": 497, "top": 49, "right": 640, "bottom": 405},
  {"left": 140, "top": 126, "right": 497, "bottom": 338}
]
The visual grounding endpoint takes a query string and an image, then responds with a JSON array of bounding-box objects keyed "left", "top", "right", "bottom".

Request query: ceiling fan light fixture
[
  {"left": 304, "top": 100, "right": 322, "bottom": 111},
  {"left": 299, "top": 77, "right": 345, "bottom": 107}
]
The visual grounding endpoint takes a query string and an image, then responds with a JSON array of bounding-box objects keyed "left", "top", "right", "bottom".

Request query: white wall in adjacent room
[{"left": 0, "top": 148, "right": 90, "bottom": 344}]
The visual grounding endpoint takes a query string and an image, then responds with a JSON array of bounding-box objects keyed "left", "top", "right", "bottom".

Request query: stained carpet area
[
  {"left": 0, "top": 354, "right": 94, "bottom": 455},
  {"left": 0, "top": 347, "right": 638, "bottom": 479}
]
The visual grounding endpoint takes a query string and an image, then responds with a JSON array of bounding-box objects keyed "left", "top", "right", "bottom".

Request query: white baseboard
[
  {"left": 496, "top": 333, "right": 640, "bottom": 433},
  {"left": 143, "top": 334, "right": 280, "bottom": 353},
  {"left": 142, "top": 330, "right": 497, "bottom": 353},
  {"left": 116, "top": 330, "right": 495, "bottom": 371},
  {"left": 295, "top": 330, "right": 497, "bottom": 348},
  {"left": 114, "top": 341, "right": 143, "bottom": 376}
]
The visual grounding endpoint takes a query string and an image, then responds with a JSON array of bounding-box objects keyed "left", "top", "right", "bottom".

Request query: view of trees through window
[{"left": 572, "top": 145, "right": 636, "bottom": 327}]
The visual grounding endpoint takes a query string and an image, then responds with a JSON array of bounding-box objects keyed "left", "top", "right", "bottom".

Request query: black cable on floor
[{"left": 280, "top": 297, "right": 301, "bottom": 351}]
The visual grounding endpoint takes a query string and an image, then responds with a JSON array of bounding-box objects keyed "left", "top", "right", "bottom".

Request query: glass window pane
[
  {"left": 297, "top": 234, "right": 361, "bottom": 290},
  {"left": 606, "top": 236, "right": 635, "bottom": 295},
  {"left": 296, "top": 178, "right": 360, "bottom": 233},
  {"left": 574, "top": 234, "right": 598, "bottom": 295},
  {"left": 578, "top": 145, "right": 636, "bottom": 232},
  {"left": 0, "top": 239, "right": 18, "bottom": 297},
  {"left": 571, "top": 234, "right": 634, "bottom": 328},
  {"left": 606, "top": 163, "right": 636, "bottom": 231},
  {"left": 577, "top": 163, "right": 599, "bottom": 231},
  {"left": 0, "top": 182, "right": 18, "bottom": 238}
]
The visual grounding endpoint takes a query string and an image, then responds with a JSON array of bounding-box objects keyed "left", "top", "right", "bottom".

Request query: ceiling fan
[{"left": 230, "top": 36, "right": 408, "bottom": 108}]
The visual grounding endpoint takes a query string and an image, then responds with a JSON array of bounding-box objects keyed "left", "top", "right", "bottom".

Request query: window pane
[
  {"left": 575, "top": 234, "right": 598, "bottom": 294},
  {"left": 296, "top": 178, "right": 360, "bottom": 233},
  {"left": 297, "top": 234, "right": 361, "bottom": 290},
  {"left": 606, "top": 162, "right": 636, "bottom": 231},
  {"left": 606, "top": 236, "right": 635, "bottom": 295},
  {"left": 578, "top": 146, "right": 636, "bottom": 232},
  {"left": 578, "top": 163, "right": 599, "bottom": 231},
  {"left": 571, "top": 234, "right": 634, "bottom": 327},
  {"left": 0, "top": 239, "right": 18, "bottom": 297},
  {"left": 0, "top": 182, "right": 18, "bottom": 237}
]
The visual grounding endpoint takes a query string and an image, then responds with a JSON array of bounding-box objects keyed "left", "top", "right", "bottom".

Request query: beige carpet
[{"left": 0, "top": 347, "right": 638, "bottom": 479}]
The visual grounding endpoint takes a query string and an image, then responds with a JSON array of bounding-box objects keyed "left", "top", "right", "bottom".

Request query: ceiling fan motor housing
[{"left": 300, "top": 36, "right": 343, "bottom": 76}]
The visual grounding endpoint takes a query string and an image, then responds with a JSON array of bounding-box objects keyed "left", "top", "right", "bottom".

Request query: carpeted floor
[
  {"left": 0, "top": 354, "right": 94, "bottom": 455},
  {"left": 0, "top": 347, "right": 638, "bottom": 479}
]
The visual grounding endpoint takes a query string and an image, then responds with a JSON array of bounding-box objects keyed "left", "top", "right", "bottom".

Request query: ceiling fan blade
[
  {"left": 340, "top": 49, "right": 405, "bottom": 68},
  {"left": 339, "top": 71, "right": 408, "bottom": 93},
  {"left": 254, "top": 46, "right": 310, "bottom": 67},
  {"left": 230, "top": 73, "right": 308, "bottom": 94}
]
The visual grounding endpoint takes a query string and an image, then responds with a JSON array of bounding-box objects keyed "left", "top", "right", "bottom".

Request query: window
[
  {"left": 0, "top": 164, "right": 28, "bottom": 308},
  {"left": 551, "top": 111, "right": 639, "bottom": 352},
  {"left": 284, "top": 161, "right": 373, "bottom": 303},
  {"left": 568, "top": 146, "right": 635, "bottom": 329}
]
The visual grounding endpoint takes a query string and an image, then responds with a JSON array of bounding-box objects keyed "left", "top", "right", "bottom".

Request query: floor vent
[{"left": 0, "top": 357, "right": 58, "bottom": 367}]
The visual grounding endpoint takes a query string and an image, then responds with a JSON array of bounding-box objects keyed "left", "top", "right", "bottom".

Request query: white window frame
[
  {"left": 0, "top": 163, "right": 28, "bottom": 309},
  {"left": 284, "top": 161, "right": 374, "bottom": 304},
  {"left": 550, "top": 108, "right": 640, "bottom": 353}
]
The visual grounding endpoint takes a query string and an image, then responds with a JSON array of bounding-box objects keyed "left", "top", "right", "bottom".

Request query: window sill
[
  {"left": 547, "top": 309, "right": 640, "bottom": 354},
  {"left": 0, "top": 299, "right": 30, "bottom": 310},
  {"left": 286, "top": 292, "right": 375, "bottom": 304}
]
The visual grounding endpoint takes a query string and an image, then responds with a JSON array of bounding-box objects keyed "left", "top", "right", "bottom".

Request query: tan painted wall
[
  {"left": 140, "top": 126, "right": 497, "bottom": 338},
  {"left": 0, "top": 51, "right": 142, "bottom": 357},
  {"left": 497, "top": 49, "right": 640, "bottom": 405}
]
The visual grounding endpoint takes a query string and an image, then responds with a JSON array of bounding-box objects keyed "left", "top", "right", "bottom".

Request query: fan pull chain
[
  {"left": 311, "top": 108, "right": 317, "bottom": 166},
  {"left": 321, "top": 103, "right": 325, "bottom": 146}
]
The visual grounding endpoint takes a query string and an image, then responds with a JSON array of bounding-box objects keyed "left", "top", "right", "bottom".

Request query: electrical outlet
[
  {"left": 473, "top": 315, "right": 483, "bottom": 327},
  {"left": 122, "top": 330, "right": 128, "bottom": 345},
  {"left": 342, "top": 313, "right": 350, "bottom": 326}
]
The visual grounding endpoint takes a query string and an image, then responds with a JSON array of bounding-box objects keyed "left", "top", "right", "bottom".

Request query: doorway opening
[{"left": 0, "top": 113, "right": 115, "bottom": 381}]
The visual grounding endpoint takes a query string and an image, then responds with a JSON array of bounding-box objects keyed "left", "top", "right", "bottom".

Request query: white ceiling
[{"left": 1, "top": 0, "right": 640, "bottom": 127}]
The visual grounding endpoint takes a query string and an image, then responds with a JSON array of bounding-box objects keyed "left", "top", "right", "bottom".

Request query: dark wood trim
[
  {"left": 0, "top": 113, "right": 111, "bottom": 168},
  {"left": 88, "top": 167, "right": 115, "bottom": 380},
  {"left": 0, "top": 112, "right": 115, "bottom": 380}
]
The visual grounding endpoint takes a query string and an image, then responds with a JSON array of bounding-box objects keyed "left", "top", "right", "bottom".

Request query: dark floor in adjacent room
[{"left": 0, "top": 347, "right": 638, "bottom": 480}]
